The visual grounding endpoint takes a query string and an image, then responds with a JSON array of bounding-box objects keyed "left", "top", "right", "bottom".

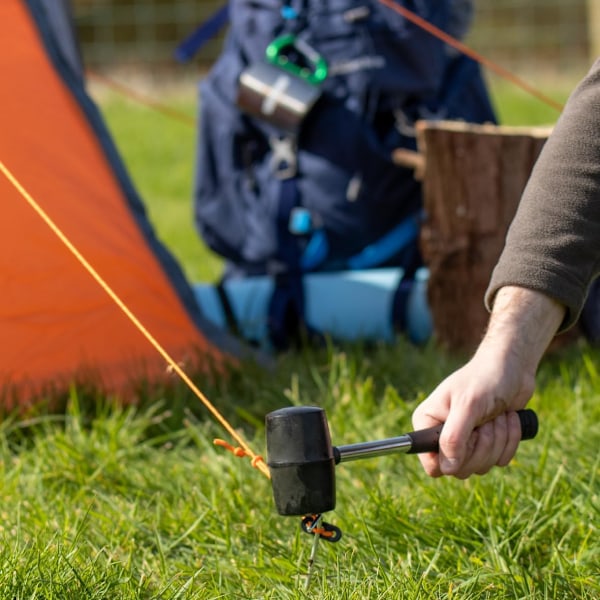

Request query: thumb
[{"left": 438, "top": 410, "right": 478, "bottom": 475}]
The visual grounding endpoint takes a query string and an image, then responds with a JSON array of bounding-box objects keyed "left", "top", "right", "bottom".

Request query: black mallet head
[{"left": 265, "top": 406, "right": 336, "bottom": 516}]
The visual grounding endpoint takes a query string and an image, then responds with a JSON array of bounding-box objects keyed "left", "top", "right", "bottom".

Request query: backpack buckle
[{"left": 269, "top": 135, "right": 297, "bottom": 179}]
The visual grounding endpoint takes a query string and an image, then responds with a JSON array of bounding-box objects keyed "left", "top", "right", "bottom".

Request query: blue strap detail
[
  {"left": 290, "top": 208, "right": 329, "bottom": 271},
  {"left": 347, "top": 213, "right": 421, "bottom": 270},
  {"left": 281, "top": 6, "right": 299, "bottom": 19},
  {"left": 276, "top": 177, "right": 302, "bottom": 268},
  {"left": 289, "top": 207, "right": 312, "bottom": 235},
  {"left": 174, "top": 4, "right": 229, "bottom": 63},
  {"left": 297, "top": 212, "right": 421, "bottom": 273},
  {"left": 268, "top": 177, "right": 305, "bottom": 349},
  {"left": 300, "top": 229, "right": 329, "bottom": 271},
  {"left": 268, "top": 273, "right": 305, "bottom": 350}
]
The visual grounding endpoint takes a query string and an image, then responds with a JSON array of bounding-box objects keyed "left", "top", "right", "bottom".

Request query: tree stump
[{"left": 415, "top": 120, "right": 552, "bottom": 353}]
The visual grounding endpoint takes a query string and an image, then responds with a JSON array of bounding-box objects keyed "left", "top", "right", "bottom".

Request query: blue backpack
[{"left": 193, "top": 0, "right": 496, "bottom": 347}]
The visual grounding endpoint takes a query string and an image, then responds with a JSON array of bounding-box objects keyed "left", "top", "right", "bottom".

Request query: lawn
[{"left": 0, "top": 71, "right": 597, "bottom": 598}]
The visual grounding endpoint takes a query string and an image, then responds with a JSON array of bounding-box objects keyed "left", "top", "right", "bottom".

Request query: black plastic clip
[{"left": 301, "top": 514, "right": 342, "bottom": 543}]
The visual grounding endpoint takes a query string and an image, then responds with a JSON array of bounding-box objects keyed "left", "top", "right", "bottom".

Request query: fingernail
[{"left": 441, "top": 458, "right": 458, "bottom": 473}]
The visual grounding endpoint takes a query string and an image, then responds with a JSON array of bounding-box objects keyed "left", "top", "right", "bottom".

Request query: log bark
[{"left": 416, "top": 120, "right": 552, "bottom": 353}]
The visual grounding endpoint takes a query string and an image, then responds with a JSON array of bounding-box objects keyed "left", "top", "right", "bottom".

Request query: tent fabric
[
  {"left": 0, "top": 0, "right": 241, "bottom": 405},
  {"left": 37, "top": 0, "right": 83, "bottom": 78}
]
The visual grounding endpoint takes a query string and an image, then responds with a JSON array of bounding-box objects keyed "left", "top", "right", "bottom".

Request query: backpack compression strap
[{"left": 174, "top": 3, "right": 229, "bottom": 62}]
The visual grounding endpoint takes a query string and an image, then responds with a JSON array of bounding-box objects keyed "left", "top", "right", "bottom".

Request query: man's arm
[
  {"left": 486, "top": 59, "right": 600, "bottom": 328},
  {"left": 412, "top": 286, "right": 564, "bottom": 478},
  {"left": 411, "top": 59, "right": 600, "bottom": 479}
]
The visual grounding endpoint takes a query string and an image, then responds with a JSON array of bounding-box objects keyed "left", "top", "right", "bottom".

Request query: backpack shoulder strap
[{"left": 175, "top": 3, "right": 229, "bottom": 62}]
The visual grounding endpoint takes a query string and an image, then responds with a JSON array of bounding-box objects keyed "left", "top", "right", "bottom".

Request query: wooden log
[{"left": 416, "top": 120, "right": 552, "bottom": 353}]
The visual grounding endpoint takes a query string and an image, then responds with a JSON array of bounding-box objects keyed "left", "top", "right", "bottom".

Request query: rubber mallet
[{"left": 265, "top": 406, "right": 538, "bottom": 516}]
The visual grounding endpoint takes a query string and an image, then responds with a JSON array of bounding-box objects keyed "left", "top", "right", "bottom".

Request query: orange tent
[{"left": 0, "top": 1, "right": 242, "bottom": 405}]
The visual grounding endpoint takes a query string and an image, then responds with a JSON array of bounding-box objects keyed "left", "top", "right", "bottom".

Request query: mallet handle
[{"left": 333, "top": 409, "right": 538, "bottom": 463}]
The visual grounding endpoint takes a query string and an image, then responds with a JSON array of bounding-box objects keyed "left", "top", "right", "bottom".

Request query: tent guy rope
[
  {"left": 90, "top": 3, "right": 565, "bottom": 121},
  {"left": 0, "top": 158, "right": 270, "bottom": 480},
  {"left": 378, "top": 0, "right": 564, "bottom": 114},
  {"left": 87, "top": 71, "right": 197, "bottom": 126},
  {"left": 3, "top": 0, "right": 562, "bottom": 489}
]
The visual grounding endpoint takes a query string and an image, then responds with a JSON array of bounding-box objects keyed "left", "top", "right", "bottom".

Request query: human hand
[
  {"left": 411, "top": 343, "right": 535, "bottom": 479},
  {"left": 412, "top": 286, "right": 564, "bottom": 478}
]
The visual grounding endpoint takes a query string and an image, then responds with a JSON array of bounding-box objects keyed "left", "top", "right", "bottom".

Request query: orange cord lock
[{"left": 213, "top": 438, "right": 266, "bottom": 470}]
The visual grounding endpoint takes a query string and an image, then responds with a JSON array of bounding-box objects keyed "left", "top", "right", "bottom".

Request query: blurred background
[
  {"left": 66, "top": 0, "right": 600, "bottom": 285},
  {"left": 71, "top": 0, "right": 597, "bottom": 78}
]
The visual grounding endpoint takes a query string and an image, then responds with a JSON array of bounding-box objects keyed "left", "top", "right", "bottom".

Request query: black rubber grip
[
  {"left": 518, "top": 408, "right": 539, "bottom": 440},
  {"left": 405, "top": 424, "right": 442, "bottom": 454},
  {"left": 406, "top": 409, "right": 538, "bottom": 454}
]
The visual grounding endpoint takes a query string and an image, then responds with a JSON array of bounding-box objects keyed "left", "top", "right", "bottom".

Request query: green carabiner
[{"left": 265, "top": 34, "right": 328, "bottom": 85}]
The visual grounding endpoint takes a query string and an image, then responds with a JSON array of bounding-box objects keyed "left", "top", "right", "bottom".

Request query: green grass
[
  {"left": 485, "top": 74, "right": 577, "bottom": 127},
  {"left": 2, "top": 74, "right": 598, "bottom": 598},
  {"left": 93, "top": 88, "right": 223, "bottom": 284},
  {"left": 2, "top": 343, "right": 599, "bottom": 598}
]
